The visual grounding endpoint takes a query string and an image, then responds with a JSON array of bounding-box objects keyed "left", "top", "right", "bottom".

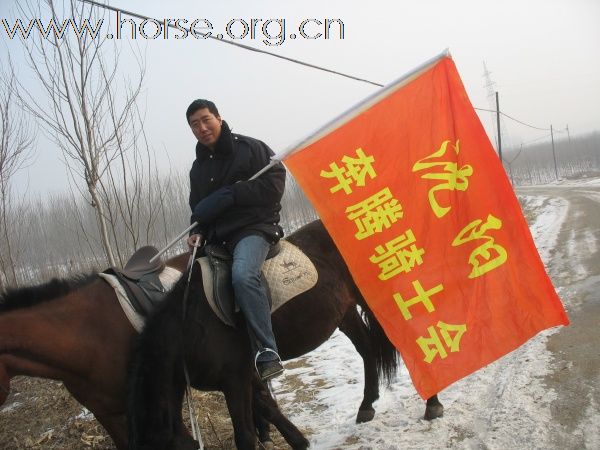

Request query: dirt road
[{"left": 518, "top": 182, "right": 600, "bottom": 450}]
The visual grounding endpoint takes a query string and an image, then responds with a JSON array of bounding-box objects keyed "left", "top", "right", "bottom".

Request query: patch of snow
[
  {"left": 73, "top": 408, "right": 94, "bottom": 421},
  {"left": 526, "top": 196, "right": 568, "bottom": 261},
  {"left": 0, "top": 401, "right": 22, "bottom": 414},
  {"left": 534, "top": 177, "right": 600, "bottom": 188},
  {"left": 581, "top": 399, "right": 600, "bottom": 450}
]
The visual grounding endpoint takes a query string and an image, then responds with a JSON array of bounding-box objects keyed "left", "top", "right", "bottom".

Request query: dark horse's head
[{"left": 0, "top": 274, "right": 97, "bottom": 313}]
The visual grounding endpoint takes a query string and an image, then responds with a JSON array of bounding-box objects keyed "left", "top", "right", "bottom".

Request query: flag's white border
[{"left": 281, "top": 48, "right": 451, "bottom": 160}]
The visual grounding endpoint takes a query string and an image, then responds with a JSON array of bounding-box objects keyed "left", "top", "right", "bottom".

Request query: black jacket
[{"left": 188, "top": 121, "right": 285, "bottom": 249}]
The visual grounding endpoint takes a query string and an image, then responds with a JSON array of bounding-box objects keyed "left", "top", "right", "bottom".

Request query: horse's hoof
[
  {"left": 356, "top": 407, "right": 375, "bottom": 423},
  {"left": 259, "top": 439, "right": 275, "bottom": 450},
  {"left": 424, "top": 403, "right": 444, "bottom": 421},
  {"left": 291, "top": 438, "right": 310, "bottom": 450},
  {"left": 0, "top": 365, "right": 10, "bottom": 405}
]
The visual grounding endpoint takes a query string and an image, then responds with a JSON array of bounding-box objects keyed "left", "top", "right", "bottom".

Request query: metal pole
[
  {"left": 249, "top": 159, "right": 280, "bottom": 181},
  {"left": 550, "top": 125, "right": 559, "bottom": 180},
  {"left": 149, "top": 223, "right": 198, "bottom": 263},
  {"left": 495, "top": 92, "right": 502, "bottom": 162}
]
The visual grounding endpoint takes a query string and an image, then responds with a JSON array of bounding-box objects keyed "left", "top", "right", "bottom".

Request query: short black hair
[{"left": 186, "top": 99, "right": 220, "bottom": 123}]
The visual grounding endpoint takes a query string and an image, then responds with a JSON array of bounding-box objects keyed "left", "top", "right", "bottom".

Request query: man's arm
[{"left": 231, "top": 141, "right": 285, "bottom": 207}]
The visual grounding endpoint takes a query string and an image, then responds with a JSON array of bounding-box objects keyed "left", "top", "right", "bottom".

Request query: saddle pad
[
  {"left": 198, "top": 240, "right": 318, "bottom": 326},
  {"left": 99, "top": 266, "right": 182, "bottom": 332},
  {"left": 262, "top": 241, "right": 318, "bottom": 310}
]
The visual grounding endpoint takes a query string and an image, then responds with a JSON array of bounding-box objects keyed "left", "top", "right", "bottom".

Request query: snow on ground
[
  {"left": 275, "top": 189, "right": 576, "bottom": 449},
  {"left": 539, "top": 177, "right": 600, "bottom": 188},
  {"left": 520, "top": 195, "right": 568, "bottom": 261}
]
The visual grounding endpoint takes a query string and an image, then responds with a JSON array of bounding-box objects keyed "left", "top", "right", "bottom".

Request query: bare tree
[
  {"left": 12, "top": 0, "right": 146, "bottom": 266},
  {"left": 0, "top": 72, "right": 35, "bottom": 288},
  {"left": 97, "top": 121, "right": 164, "bottom": 266}
]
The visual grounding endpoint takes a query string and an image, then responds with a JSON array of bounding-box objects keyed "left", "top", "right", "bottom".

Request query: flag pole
[{"left": 149, "top": 223, "right": 199, "bottom": 263}]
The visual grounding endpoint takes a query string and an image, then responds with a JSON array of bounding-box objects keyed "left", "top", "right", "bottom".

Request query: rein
[{"left": 182, "top": 239, "right": 204, "bottom": 450}]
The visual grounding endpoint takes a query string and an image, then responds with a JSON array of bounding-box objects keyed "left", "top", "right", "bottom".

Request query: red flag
[{"left": 283, "top": 53, "right": 568, "bottom": 399}]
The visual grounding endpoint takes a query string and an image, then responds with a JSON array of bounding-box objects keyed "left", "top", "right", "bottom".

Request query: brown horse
[
  {"left": 0, "top": 262, "right": 192, "bottom": 449},
  {"left": 0, "top": 220, "right": 442, "bottom": 449},
  {"left": 128, "top": 220, "right": 443, "bottom": 449}
]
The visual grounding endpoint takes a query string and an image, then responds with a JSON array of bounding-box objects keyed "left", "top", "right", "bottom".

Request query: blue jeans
[{"left": 232, "top": 235, "right": 279, "bottom": 363}]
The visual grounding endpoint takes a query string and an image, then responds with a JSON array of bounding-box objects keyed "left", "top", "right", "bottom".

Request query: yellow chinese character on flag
[
  {"left": 370, "top": 229, "right": 425, "bottom": 280},
  {"left": 452, "top": 214, "right": 508, "bottom": 278},
  {"left": 392, "top": 280, "right": 443, "bottom": 320},
  {"left": 345, "top": 187, "right": 403, "bottom": 240},
  {"left": 320, "top": 148, "right": 376, "bottom": 194},
  {"left": 412, "top": 140, "right": 473, "bottom": 218},
  {"left": 284, "top": 54, "right": 570, "bottom": 400},
  {"left": 417, "top": 321, "right": 467, "bottom": 364}
]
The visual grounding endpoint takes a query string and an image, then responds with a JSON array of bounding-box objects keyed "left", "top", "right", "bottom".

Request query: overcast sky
[{"left": 1, "top": 0, "right": 599, "bottom": 196}]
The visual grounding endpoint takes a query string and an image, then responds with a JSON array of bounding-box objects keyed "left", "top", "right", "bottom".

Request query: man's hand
[
  {"left": 187, "top": 234, "right": 204, "bottom": 252},
  {"left": 192, "top": 186, "right": 234, "bottom": 224}
]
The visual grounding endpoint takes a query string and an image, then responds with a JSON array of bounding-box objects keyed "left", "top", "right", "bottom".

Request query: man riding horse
[{"left": 185, "top": 99, "right": 286, "bottom": 381}]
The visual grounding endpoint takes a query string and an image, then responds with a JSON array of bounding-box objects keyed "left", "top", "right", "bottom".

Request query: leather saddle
[
  {"left": 103, "top": 246, "right": 168, "bottom": 317},
  {"left": 203, "top": 242, "right": 280, "bottom": 327}
]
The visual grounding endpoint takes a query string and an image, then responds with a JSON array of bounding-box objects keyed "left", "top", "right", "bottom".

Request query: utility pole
[
  {"left": 550, "top": 125, "right": 559, "bottom": 180},
  {"left": 482, "top": 63, "right": 505, "bottom": 163},
  {"left": 483, "top": 62, "right": 499, "bottom": 148},
  {"left": 496, "top": 91, "right": 502, "bottom": 162},
  {"left": 566, "top": 124, "right": 571, "bottom": 143}
]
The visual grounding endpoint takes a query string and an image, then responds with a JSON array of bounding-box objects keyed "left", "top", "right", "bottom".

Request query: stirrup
[
  {"left": 255, "top": 349, "right": 284, "bottom": 381},
  {"left": 255, "top": 348, "right": 281, "bottom": 364}
]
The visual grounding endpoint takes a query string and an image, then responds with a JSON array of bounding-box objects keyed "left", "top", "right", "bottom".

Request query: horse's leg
[
  {"left": 60, "top": 381, "right": 127, "bottom": 450},
  {"left": 339, "top": 308, "right": 444, "bottom": 422},
  {"left": 254, "top": 406, "right": 273, "bottom": 449},
  {"left": 87, "top": 411, "right": 128, "bottom": 450},
  {"left": 222, "top": 378, "right": 256, "bottom": 450},
  {"left": 424, "top": 394, "right": 444, "bottom": 420},
  {"left": 168, "top": 378, "right": 198, "bottom": 450},
  {"left": 0, "top": 361, "right": 10, "bottom": 405},
  {"left": 0, "top": 352, "right": 132, "bottom": 449},
  {"left": 252, "top": 378, "right": 309, "bottom": 450},
  {"left": 338, "top": 306, "right": 380, "bottom": 423}
]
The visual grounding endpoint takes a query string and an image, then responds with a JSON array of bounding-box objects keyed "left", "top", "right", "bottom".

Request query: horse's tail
[{"left": 353, "top": 284, "right": 399, "bottom": 385}]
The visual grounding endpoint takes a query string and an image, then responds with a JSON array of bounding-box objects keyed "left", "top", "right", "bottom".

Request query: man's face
[{"left": 188, "top": 107, "right": 222, "bottom": 150}]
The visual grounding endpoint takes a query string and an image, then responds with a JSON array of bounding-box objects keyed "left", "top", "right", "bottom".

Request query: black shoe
[{"left": 257, "top": 360, "right": 284, "bottom": 381}]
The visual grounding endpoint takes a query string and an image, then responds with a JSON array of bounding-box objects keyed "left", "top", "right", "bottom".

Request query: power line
[
  {"left": 78, "top": 0, "right": 385, "bottom": 88},
  {"left": 521, "top": 133, "right": 553, "bottom": 146},
  {"left": 474, "top": 107, "right": 551, "bottom": 131},
  {"left": 78, "top": 0, "right": 569, "bottom": 139},
  {"left": 504, "top": 144, "right": 523, "bottom": 164}
]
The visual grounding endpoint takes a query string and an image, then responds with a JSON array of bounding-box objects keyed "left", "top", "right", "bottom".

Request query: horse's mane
[{"left": 0, "top": 273, "right": 97, "bottom": 313}]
